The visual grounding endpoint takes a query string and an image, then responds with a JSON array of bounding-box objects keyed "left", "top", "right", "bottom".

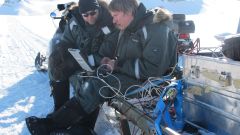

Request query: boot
[
  {"left": 50, "top": 97, "right": 88, "bottom": 129},
  {"left": 76, "top": 106, "right": 100, "bottom": 129},
  {"left": 26, "top": 117, "right": 96, "bottom": 135},
  {"left": 50, "top": 80, "right": 70, "bottom": 112},
  {"left": 25, "top": 116, "right": 53, "bottom": 135},
  {"left": 48, "top": 109, "right": 99, "bottom": 135},
  {"left": 50, "top": 125, "right": 97, "bottom": 135},
  {"left": 25, "top": 97, "right": 87, "bottom": 135}
]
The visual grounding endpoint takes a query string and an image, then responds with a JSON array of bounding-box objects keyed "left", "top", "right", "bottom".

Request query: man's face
[
  {"left": 111, "top": 11, "right": 133, "bottom": 30},
  {"left": 82, "top": 9, "right": 99, "bottom": 25}
]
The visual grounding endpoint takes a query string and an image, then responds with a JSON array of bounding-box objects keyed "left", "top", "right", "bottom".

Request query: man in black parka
[{"left": 26, "top": 0, "right": 117, "bottom": 134}]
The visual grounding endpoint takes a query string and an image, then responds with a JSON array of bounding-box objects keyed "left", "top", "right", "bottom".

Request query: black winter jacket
[
  {"left": 61, "top": 4, "right": 115, "bottom": 65},
  {"left": 48, "top": 3, "right": 116, "bottom": 81}
]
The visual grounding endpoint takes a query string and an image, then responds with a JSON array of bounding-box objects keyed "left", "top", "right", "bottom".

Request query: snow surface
[{"left": 0, "top": 0, "right": 240, "bottom": 134}]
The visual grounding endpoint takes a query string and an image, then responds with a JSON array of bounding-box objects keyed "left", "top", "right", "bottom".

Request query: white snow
[{"left": 0, "top": 0, "right": 240, "bottom": 135}]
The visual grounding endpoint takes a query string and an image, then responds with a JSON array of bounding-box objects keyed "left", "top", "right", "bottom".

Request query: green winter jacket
[{"left": 100, "top": 3, "right": 177, "bottom": 80}]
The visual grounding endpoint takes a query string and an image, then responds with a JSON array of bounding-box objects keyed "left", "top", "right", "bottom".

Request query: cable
[
  {"left": 124, "top": 85, "right": 143, "bottom": 100},
  {"left": 75, "top": 65, "right": 124, "bottom": 99},
  {"left": 96, "top": 64, "right": 113, "bottom": 78},
  {"left": 74, "top": 64, "right": 178, "bottom": 122}
]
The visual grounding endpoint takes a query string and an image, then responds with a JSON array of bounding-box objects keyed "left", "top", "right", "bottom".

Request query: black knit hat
[{"left": 79, "top": 0, "right": 100, "bottom": 13}]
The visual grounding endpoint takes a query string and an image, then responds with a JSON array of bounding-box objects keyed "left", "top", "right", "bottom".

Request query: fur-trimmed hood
[
  {"left": 152, "top": 7, "right": 173, "bottom": 24},
  {"left": 125, "top": 3, "right": 173, "bottom": 32}
]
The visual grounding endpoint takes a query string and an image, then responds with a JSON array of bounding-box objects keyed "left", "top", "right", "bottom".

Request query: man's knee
[{"left": 48, "top": 47, "right": 79, "bottom": 81}]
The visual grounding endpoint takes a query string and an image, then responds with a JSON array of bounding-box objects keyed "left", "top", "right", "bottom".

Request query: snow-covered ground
[{"left": 0, "top": 0, "right": 240, "bottom": 134}]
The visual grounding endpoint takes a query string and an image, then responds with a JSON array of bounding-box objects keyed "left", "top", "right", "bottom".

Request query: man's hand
[
  {"left": 100, "top": 57, "right": 116, "bottom": 71},
  {"left": 100, "top": 57, "right": 111, "bottom": 64}
]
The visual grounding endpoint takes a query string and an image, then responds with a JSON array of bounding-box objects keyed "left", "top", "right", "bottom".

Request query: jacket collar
[
  {"left": 124, "top": 3, "right": 173, "bottom": 33},
  {"left": 125, "top": 3, "right": 152, "bottom": 33}
]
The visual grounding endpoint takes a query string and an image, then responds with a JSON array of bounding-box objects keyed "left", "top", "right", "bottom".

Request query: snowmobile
[{"left": 34, "top": 2, "right": 77, "bottom": 72}]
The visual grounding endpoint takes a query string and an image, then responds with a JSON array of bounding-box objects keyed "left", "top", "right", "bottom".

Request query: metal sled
[{"left": 182, "top": 55, "right": 240, "bottom": 135}]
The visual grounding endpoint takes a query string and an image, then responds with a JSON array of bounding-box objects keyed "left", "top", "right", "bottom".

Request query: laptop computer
[{"left": 68, "top": 48, "right": 94, "bottom": 72}]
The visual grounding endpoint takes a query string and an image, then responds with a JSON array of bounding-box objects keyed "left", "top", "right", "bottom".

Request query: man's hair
[{"left": 109, "top": 0, "right": 138, "bottom": 14}]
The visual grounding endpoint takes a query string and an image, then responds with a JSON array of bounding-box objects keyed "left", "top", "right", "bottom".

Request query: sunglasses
[{"left": 82, "top": 10, "right": 97, "bottom": 17}]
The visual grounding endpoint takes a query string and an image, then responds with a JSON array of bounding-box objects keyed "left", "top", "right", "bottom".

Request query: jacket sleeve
[
  {"left": 60, "top": 17, "right": 78, "bottom": 45},
  {"left": 141, "top": 24, "right": 176, "bottom": 77},
  {"left": 118, "top": 23, "right": 176, "bottom": 80},
  {"left": 94, "top": 29, "right": 119, "bottom": 66}
]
